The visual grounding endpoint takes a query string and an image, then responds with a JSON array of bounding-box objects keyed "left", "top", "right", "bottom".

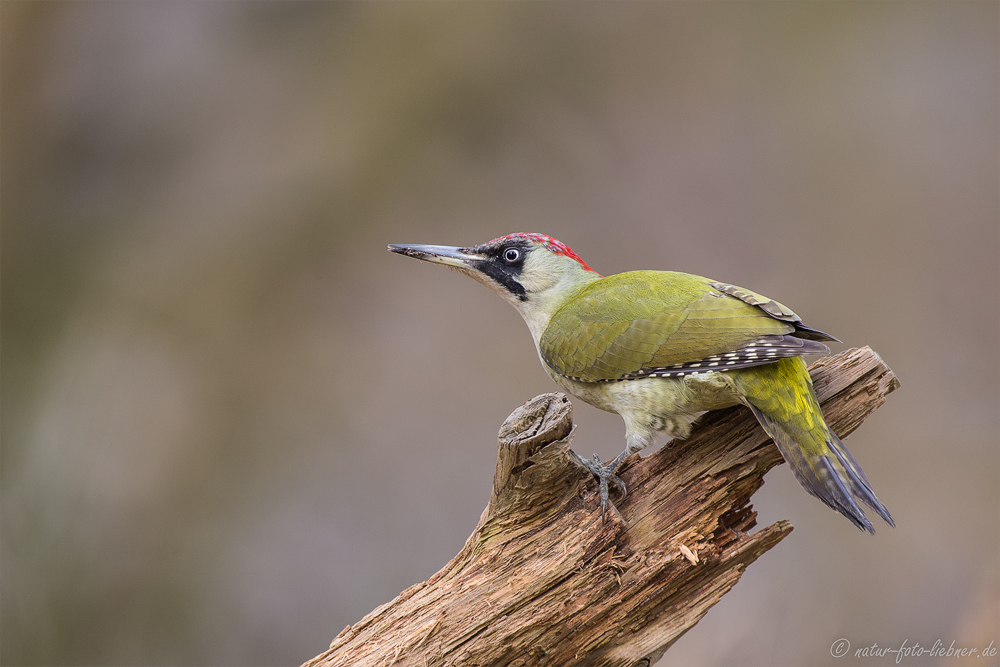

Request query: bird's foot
[{"left": 581, "top": 453, "right": 627, "bottom": 523}]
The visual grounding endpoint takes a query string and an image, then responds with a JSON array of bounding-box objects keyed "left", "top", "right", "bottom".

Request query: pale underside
[{"left": 546, "top": 365, "right": 741, "bottom": 454}]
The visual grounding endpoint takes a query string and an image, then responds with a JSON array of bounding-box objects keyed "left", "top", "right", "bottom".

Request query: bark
[{"left": 303, "top": 346, "right": 899, "bottom": 667}]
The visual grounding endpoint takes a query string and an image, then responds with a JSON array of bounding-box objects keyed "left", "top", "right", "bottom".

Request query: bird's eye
[{"left": 503, "top": 248, "right": 521, "bottom": 264}]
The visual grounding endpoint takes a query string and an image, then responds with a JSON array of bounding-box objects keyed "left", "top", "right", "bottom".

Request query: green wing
[{"left": 539, "top": 271, "right": 831, "bottom": 382}]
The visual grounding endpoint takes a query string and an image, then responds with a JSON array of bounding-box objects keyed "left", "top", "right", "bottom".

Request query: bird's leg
[
  {"left": 581, "top": 449, "right": 631, "bottom": 522},
  {"left": 573, "top": 427, "right": 652, "bottom": 522}
]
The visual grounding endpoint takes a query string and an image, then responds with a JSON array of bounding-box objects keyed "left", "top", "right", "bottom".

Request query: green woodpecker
[{"left": 389, "top": 233, "right": 893, "bottom": 533}]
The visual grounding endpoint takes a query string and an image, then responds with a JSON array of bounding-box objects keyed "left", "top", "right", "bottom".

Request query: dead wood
[{"left": 303, "top": 346, "right": 899, "bottom": 667}]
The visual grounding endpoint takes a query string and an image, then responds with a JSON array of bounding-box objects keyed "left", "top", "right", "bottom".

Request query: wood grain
[{"left": 303, "top": 346, "right": 899, "bottom": 667}]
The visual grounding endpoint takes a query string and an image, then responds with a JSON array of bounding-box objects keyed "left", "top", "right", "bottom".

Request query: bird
[{"left": 388, "top": 233, "right": 893, "bottom": 533}]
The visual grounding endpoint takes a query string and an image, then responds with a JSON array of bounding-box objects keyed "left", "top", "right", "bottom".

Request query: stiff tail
[{"left": 734, "top": 358, "right": 894, "bottom": 533}]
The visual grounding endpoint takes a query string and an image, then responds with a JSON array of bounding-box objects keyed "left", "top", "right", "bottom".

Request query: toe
[{"left": 611, "top": 474, "right": 627, "bottom": 500}]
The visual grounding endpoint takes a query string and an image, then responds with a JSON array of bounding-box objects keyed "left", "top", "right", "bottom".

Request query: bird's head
[{"left": 389, "top": 233, "right": 602, "bottom": 338}]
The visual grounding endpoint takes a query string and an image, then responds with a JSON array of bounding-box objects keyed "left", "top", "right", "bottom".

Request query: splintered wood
[{"left": 303, "top": 347, "right": 898, "bottom": 667}]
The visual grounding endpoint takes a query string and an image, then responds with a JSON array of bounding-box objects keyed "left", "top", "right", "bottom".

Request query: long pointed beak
[{"left": 387, "top": 244, "right": 486, "bottom": 269}]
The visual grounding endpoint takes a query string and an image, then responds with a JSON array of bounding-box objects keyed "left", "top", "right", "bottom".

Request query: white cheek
[{"left": 518, "top": 252, "right": 561, "bottom": 293}]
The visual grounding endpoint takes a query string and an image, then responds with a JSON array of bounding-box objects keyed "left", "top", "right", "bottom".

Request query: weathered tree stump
[{"left": 303, "top": 346, "right": 899, "bottom": 667}]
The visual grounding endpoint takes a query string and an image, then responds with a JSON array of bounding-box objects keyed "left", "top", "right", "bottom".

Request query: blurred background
[{"left": 2, "top": 2, "right": 997, "bottom": 666}]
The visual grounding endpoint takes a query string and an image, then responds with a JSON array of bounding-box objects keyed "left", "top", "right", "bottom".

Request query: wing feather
[{"left": 540, "top": 271, "right": 833, "bottom": 382}]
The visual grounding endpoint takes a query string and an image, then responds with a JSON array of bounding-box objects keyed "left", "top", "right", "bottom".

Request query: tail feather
[
  {"left": 826, "top": 435, "right": 895, "bottom": 528},
  {"left": 734, "top": 357, "right": 893, "bottom": 533},
  {"left": 746, "top": 404, "right": 893, "bottom": 533}
]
